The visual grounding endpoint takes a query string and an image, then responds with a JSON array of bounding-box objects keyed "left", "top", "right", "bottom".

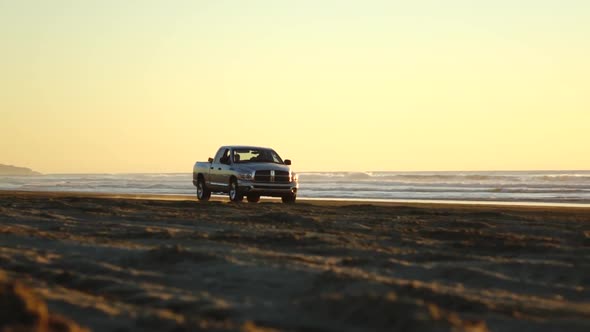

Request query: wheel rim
[
  {"left": 230, "top": 182, "right": 236, "bottom": 200},
  {"left": 197, "top": 182, "right": 203, "bottom": 198}
]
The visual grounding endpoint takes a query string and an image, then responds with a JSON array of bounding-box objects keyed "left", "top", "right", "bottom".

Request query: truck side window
[{"left": 219, "top": 149, "right": 231, "bottom": 165}]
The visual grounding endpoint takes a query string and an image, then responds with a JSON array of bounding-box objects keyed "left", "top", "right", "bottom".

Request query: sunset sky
[{"left": 1, "top": 1, "right": 589, "bottom": 173}]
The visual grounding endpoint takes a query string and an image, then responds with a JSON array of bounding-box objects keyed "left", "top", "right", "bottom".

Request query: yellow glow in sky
[{"left": 1, "top": 1, "right": 589, "bottom": 173}]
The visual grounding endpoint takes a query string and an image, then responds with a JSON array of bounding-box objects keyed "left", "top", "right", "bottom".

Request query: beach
[{"left": 1, "top": 191, "right": 589, "bottom": 332}]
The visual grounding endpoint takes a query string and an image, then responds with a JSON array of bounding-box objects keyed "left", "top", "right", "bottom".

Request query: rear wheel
[
  {"left": 247, "top": 194, "right": 260, "bottom": 203},
  {"left": 281, "top": 193, "right": 296, "bottom": 204},
  {"left": 196, "top": 177, "right": 211, "bottom": 201},
  {"left": 229, "top": 179, "right": 243, "bottom": 202}
]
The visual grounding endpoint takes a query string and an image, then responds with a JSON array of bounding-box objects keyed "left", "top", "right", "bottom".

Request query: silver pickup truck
[{"left": 192, "top": 146, "right": 299, "bottom": 203}]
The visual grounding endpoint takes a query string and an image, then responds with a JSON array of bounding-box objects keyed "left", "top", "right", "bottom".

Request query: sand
[{"left": 0, "top": 191, "right": 589, "bottom": 332}]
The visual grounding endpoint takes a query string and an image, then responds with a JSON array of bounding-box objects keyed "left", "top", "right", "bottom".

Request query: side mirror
[
  {"left": 208, "top": 157, "right": 214, "bottom": 163},
  {"left": 284, "top": 159, "right": 292, "bottom": 165}
]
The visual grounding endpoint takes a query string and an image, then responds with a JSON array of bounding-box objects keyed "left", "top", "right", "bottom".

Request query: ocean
[{"left": 1, "top": 170, "right": 590, "bottom": 204}]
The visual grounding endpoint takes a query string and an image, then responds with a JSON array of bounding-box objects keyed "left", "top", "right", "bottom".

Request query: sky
[{"left": 1, "top": 0, "right": 589, "bottom": 173}]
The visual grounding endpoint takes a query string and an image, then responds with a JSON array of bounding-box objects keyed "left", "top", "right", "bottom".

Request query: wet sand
[{"left": 1, "top": 191, "right": 589, "bottom": 331}]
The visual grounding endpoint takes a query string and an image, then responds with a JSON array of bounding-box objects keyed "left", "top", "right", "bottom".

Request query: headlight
[
  {"left": 290, "top": 172, "right": 298, "bottom": 182},
  {"left": 237, "top": 171, "right": 254, "bottom": 181}
]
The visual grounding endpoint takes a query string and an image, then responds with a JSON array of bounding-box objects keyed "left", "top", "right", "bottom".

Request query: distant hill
[{"left": 0, "top": 164, "right": 41, "bottom": 176}]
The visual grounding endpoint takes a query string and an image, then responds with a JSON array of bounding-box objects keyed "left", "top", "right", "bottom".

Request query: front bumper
[{"left": 237, "top": 180, "right": 298, "bottom": 197}]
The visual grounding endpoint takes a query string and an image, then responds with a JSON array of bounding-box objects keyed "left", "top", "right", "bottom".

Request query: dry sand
[{"left": 0, "top": 191, "right": 589, "bottom": 332}]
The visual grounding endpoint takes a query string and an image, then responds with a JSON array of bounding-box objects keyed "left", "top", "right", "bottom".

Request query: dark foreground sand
[{"left": 1, "top": 191, "right": 589, "bottom": 332}]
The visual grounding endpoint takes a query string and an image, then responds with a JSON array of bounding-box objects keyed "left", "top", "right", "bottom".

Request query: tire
[
  {"left": 229, "top": 179, "right": 243, "bottom": 202},
  {"left": 281, "top": 193, "right": 296, "bottom": 204},
  {"left": 247, "top": 194, "right": 260, "bottom": 203},
  {"left": 196, "top": 177, "right": 211, "bottom": 201}
]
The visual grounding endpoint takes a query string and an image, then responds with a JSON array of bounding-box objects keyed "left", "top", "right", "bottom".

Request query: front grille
[
  {"left": 274, "top": 171, "right": 290, "bottom": 183},
  {"left": 254, "top": 170, "right": 271, "bottom": 182},
  {"left": 254, "top": 170, "right": 290, "bottom": 183}
]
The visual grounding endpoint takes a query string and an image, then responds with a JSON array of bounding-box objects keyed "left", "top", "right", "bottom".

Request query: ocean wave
[{"left": 299, "top": 172, "right": 590, "bottom": 184}]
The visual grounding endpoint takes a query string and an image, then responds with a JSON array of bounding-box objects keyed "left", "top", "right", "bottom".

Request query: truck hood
[{"left": 235, "top": 163, "right": 292, "bottom": 173}]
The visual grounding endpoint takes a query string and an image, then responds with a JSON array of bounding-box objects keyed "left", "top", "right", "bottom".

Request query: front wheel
[
  {"left": 281, "top": 193, "right": 296, "bottom": 204},
  {"left": 196, "top": 178, "right": 211, "bottom": 201},
  {"left": 229, "top": 179, "right": 243, "bottom": 202}
]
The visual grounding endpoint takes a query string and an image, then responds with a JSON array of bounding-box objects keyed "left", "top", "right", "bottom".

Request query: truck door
[{"left": 210, "top": 148, "right": 231, "bottom": 190}]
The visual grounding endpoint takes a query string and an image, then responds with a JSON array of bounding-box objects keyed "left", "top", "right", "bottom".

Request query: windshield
[{"left": 233, "top": 148, "right": 284, "bottom": 164}]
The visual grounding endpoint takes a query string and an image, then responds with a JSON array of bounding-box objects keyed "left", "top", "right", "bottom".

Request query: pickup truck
[{"left": 193, "top": 146, "right": 299, "bottom": 203}]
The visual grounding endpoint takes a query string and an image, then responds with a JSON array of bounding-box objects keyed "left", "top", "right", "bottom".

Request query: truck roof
[{"left": 220, "top": 145, "right": 275, "bottom": 150}]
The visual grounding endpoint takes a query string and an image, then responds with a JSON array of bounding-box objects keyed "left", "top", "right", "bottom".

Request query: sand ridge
[{"left": 0, "top": 191, "right": 589, "bottom": 331}]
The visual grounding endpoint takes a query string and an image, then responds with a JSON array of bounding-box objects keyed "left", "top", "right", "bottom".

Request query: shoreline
[{"left": 2, "top": 189, "right": 590, "bottom": 210}]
